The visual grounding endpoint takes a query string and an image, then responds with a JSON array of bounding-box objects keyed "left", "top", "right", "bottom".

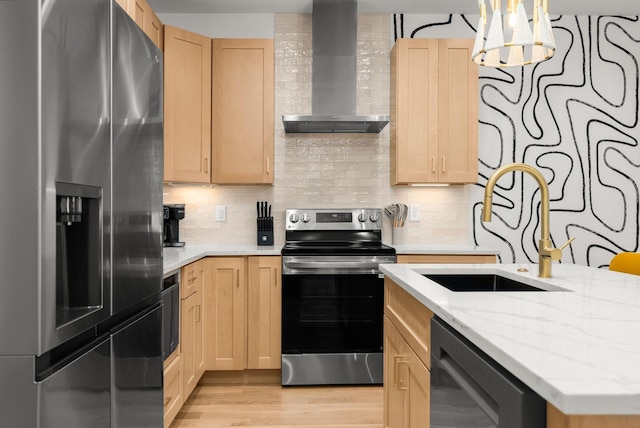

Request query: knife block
[{"left": 257, "top": 217, "right": 274, "bottom": 246}]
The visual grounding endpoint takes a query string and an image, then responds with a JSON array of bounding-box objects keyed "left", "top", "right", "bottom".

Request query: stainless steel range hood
[{"left": 282, "top": 0, "right": 389, "bottom": 134}]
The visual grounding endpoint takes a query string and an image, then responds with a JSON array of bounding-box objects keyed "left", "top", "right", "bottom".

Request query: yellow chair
[{"left": 609, "top": 252, "right": 640, "bottom": 276}]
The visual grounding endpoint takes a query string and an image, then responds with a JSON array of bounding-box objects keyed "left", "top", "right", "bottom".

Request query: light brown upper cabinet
[
  {"left": 163, "top": 26, "right": 212, "bottom": 184},
  {"left": 211, "top": 39, "right": 275, "bottom": 185},
  {"left": 391, "top": 38, "right": 478, "bottom": 185},
  {"left": 116, "top": 0, "right": 163, "bottom": 49}
]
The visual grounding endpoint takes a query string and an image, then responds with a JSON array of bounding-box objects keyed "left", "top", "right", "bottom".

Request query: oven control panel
[{"left": 286, "top": 208, "right": 383, "bottom": 230}]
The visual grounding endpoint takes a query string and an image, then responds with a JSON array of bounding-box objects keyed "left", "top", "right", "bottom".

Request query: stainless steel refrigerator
[{"left": 0, "top": 0, "right": 164, "bottom": 426}]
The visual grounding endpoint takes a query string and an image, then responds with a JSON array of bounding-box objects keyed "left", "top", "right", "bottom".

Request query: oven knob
[
  {"left": 358, "top": 213, "right": 368, "bottom": 223},
  {"left": 369, "top": 213, "right": 380, "bottom": 223},
  {"left": 289, "top": 213, "right": 299, "bottom": 223},
  {"left": 300, "top": 213, "right": 310, "bottom": 223}
]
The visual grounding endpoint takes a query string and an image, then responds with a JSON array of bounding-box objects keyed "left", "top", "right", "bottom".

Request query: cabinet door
[
  {"left": 437, "top": 39, "right": 478, "bottom": 183},
  {"left": 164, "top": 26, "right": 212, "bottom": 183},
  {"left": 180, "top": 259, "right": 205, "bottom": 399},
  {"left": 194, "top": 287, "right": 205, "bottom": 380},
  {"left": 128, "top": 0, "right": 146, "bottom": 28},
  {"left": 406, "top": 342, "right": 430, "bottom": 427},
  {"left": 384, "top": 316, "right": 408, "bottom": 428},
  {"left": 211, "top": 39, "right": 274, "bottom": 184},
  {"left": 143, "top": 9, "right": 163, "bottom": 50},
  {"left": 115, "top": 0, "right": 128, "bottom": 11},
  {"left": 181, "top": 289, "right": 202, "bottom": 398},
  {"left": 391, "top": 38, "right": 478, "bottom": 185},
  {"left": 205, "top": 257, "right": 246, "bottom": 370},
  {"left": 391, "top": 38, "right": 439, "bottom": 184},
  {"left": 247, "top": 256, "right": 281, "bottom": 369},
  {"left": 163, "top": 354, "right": 183, "bottom": 428},
  {"left": 384, "top": 316, "right": 430, "bottom": 428},
  {"left": 119, "top": 0, "right": 163, "bottom": 49}
]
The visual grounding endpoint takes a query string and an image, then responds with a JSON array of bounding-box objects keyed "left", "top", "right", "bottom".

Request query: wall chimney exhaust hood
[{"left": 282, "top": 0, "right": 389, "bottom": 134}]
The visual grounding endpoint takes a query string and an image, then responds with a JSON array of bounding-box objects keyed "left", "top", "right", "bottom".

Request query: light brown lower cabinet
[
  {"left": 204, "top": 255, "right": 282, "bottom": 371},
  {"left": 205, "top": 257, "right": 247, "bottom": 370},
  {"left": 384, "top": 317, "right": 431, "bottom": 428},
  {"left": 384, "top": 278, "right": 433, "bottom": 428},
  {"left": 180, "top": 260, "right": 205, "bottom": 399},
  {"left": 163, "top": 352, "right": 183, "bottom": 427},
  {"left": 247, "top": 256, "right": 282, "bottom": 369},
  {"left": 181, "top": 286, "right": 204, "bottom": 398}
]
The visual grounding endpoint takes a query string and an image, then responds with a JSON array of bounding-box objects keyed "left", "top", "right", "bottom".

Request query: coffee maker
[{"left": 163, "top": 204, "right": 185, "bottom": 247}]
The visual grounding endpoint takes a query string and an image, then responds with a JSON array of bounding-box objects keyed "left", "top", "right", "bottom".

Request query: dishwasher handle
[{"left": 437, "top": 353, "right": 499, "bottom": 424}]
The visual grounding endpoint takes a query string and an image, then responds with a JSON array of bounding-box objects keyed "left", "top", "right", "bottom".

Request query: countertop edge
[
  {"left": 163, "top": 244, "right": 500, "bottom": 274},
  {"left": 392, "top": 244, "right": 499, "bottom": 255},
  {"left": 163, "top": 245, "right": 283, "bottom": 274}
]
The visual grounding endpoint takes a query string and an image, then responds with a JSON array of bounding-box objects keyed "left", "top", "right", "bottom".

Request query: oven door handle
[{"left": 283, "top": 260, "right": 383, "bottom": 270}]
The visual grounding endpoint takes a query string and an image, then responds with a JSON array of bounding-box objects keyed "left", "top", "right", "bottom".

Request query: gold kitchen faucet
[{"left": 482, "top": 163, "right": 575, "bottom": 278}]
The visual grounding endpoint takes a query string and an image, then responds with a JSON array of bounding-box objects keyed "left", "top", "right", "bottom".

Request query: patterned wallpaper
[{"left": 399, "top": 14, "right": 640, "bottom": 268}]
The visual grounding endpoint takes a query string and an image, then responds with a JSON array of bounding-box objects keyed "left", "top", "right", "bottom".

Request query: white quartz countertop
[
  {"left": 163, "top": 245, "right": 282, "bottom": 274},
  {"left": 379, "top": 262, "right": 640, "bottom": 415}
]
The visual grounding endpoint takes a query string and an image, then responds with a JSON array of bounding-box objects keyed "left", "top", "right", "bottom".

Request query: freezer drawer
[
  {"left": 39, "top": 337, "right": 112, "bottom": 428},
  {"left": 111, "top": 304, "right": 163, "bottom": 427}
]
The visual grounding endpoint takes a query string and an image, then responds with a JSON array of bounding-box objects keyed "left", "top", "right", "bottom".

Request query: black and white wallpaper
[{"left": 397, "top": 14, "right": 640, "bottom": 268}]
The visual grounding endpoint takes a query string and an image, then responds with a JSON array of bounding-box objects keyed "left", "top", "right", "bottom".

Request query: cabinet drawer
[
  {"left": 163, "top": 353, "right": 184, "bottom": 427},
  {"left": 384, "top": 278, "right": 433, "bottom": 368},
  {"left": 181, "top": 260, "right": 204, "bottom": 299}
]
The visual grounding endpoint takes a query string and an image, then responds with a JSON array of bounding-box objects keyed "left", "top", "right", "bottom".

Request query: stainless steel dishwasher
[{"left": 430, "top": 317, "right": 546, "bottom": 428}]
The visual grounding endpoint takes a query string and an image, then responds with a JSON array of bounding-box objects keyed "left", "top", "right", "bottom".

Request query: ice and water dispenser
[{"left": 55, "top": 182, "right": 103, "bottom": 327}]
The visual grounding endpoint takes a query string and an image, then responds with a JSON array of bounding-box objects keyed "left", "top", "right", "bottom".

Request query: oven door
[
  {"left": 282, "top": 271, "right": 384, "bottom": 354},
  {"left": 281, "top": 255, "right": 394, "bottom": 385}
]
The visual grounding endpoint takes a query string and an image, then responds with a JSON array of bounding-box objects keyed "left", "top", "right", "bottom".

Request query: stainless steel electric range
[{"left": 281, "top": 208, "right": 396, "bottom": 386}]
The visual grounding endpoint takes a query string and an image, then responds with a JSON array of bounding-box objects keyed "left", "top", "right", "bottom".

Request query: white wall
[{"left": 158, "top": 13, "right": 274, "bottom": 38}]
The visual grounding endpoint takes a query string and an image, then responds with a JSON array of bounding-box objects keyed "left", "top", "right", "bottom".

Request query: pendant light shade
[{"left": 472, "top": 0, "right": 555, "bottom": 67}]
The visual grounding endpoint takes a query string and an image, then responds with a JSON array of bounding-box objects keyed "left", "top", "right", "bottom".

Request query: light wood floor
[{"left": 170, "top": 382, "right": 384, "bottom": 427}]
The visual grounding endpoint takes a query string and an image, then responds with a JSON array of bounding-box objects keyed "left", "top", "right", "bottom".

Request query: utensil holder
[{"left": 392, "top": 226, "right": 406, "bottom": 245}]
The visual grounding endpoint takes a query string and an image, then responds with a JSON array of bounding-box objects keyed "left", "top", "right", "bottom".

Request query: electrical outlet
[
  {"left": 215, "top": 205, "right": 226, "bottom": 222},
  {"left": 409, "top": 204, "right": 420, "bottom": 222}
]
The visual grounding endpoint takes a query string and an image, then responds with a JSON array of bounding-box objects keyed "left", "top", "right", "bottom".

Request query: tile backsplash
[{"left": 162, "top": 13, "right": 473, "bottom": 247}]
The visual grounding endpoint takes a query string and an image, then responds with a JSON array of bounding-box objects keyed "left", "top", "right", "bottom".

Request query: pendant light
[{"left": 472, "top": 0, "right": 555, "bottom": 67}]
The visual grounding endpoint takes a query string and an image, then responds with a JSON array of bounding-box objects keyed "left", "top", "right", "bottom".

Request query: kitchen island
[{"left": 380, "top": 262, "right": 640, "bottom": 426}]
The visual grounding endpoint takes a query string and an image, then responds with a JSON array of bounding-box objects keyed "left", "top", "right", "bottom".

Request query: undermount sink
[{"left": 423, "top": 274, "right": 548, "bottom": 292}]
